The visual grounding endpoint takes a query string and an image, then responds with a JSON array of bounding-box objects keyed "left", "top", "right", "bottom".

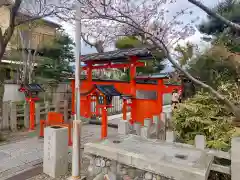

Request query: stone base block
[
  {"left": 141, "top": 127, "right": 150, "bottom": 139},
  {"left": 84, "top": 135, "right": 214, "bottom": 180},
  {"left": 144, "top": 118, "right": 152, "bottom": 127},
  {"left": 118, "top": 121, "right": 130, "bottom": 135},
  {"left": 166, "top": 131, "right": 175, "bottom": 143},
  {"left": 133, "top": 123, "right": 141, "bottom": 135}
]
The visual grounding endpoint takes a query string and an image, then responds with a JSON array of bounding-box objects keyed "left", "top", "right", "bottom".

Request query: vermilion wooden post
[
  {"left": 123, "top": 99, "right": 127, "bottom": 120},
  {"left": 87, "top": 64, "right": 93, "bottom": 118},
  {"left": 68, "top": 124, "right": 72, "bottom": 146},
  {"left": 39, "top": 120, "right": 45, "bottom": 137},
  {"left": 129, "top": 56, "right": 138, "bottom": 124},
  {"left": 86, "top": 63, "right": 92, "bottom": 84},
  {"left": 101, "top": 106, "right": 108, "bottom": 139},
  {"left": 86, "top": 95, "right": 91, "bottom": 118},
  {"left": 29, "top": 98, "right": 35, "bottom": 130},
  {"left": 71, "top": 79, "right": 75, "bottom": 116},
  {"left": 96, "top": 96, "right": 99, "bottom": 117},
  {"left": 156, "top": 79, "right": 164, "bottom": 119},
  {"left": 101, "top": 96, "right": 108, "bottom": 139}
]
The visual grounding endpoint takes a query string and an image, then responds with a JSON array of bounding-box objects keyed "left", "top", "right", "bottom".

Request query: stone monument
[{"left": 43, "top": 126, "right": 69, "bottom": 178}]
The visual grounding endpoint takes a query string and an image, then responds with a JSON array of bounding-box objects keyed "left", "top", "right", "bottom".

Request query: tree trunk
[
  {"left": 28, "top": 50, "right": 37, "bottom": 84},
  {"left": 0, "top": 86, "right": 3, "bottom": 129},
  {"left": 0, "top": 41, "right": 8, "bottom": 61},
  {"left": 27, "top": 49, "right": 32, "bottom": 84},
  {"left": 188, "top": 0, "right": 240, "bottom": 31},
  {"left": 0, "top": 69, "right": 6, "bottom": 127},
  {"left": 0, "top": 0, "right": 22, "bottom": 63}
]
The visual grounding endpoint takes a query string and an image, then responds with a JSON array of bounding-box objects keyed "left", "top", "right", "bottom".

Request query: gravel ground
[{"left": 26, "top": 155, "right": 90, "bottom": 180}]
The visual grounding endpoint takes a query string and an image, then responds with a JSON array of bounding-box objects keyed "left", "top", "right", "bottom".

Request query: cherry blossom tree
[
  {"left": 77, "top": 0, "right": 240, "bottom": 123},
  {"left": 80, "top": 0, "right": 196, "bottom": 48}
]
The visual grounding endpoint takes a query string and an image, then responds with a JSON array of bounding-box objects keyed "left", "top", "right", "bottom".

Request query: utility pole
[{"left": 70, "top": 2, "right": 82, "bottom": 179}]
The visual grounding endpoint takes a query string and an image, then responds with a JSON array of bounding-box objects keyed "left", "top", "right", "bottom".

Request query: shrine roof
[
  {"left": 81, "top": 85, "right": 122, "bottom": 96},
  {"left": 20, "top": 83, "right": 44, "bottom": 92},
  {"left": 80, "top": 48, "right": 153, "bottom": 63},
  {"left": 96, "top": 85, "right": 122, "bottom": 96}
]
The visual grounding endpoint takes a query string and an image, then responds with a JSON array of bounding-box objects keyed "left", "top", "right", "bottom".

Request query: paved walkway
[
  {"left": 0, "top": 137, "right": 43, "bottom": 179},
  {"left": 0, "top": 123, "right": 119, "bottom": 180}
]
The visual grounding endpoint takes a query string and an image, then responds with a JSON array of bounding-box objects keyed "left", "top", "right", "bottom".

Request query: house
[
  {"left": 0, "top": 2, "right": 61, "bottom": 83},
  {"left": 0, "top": 2, "right": 61, "bottom": 102}
]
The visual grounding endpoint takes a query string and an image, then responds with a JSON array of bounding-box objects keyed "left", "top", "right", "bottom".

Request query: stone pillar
[
  {"left": 141, "top": 118, "right": 152, "bottom": 139},
  {"left": 159, "top": 113, "right": 166, "bottom": 140},
  {"left": 231, "top": 137, "right": 240, "bottom": 180},
  {"left": 144, "top": 118, "right": 152, "bottom": 127},
  {"left": 166, "top": 131, "right": 175, "bottom": 143},
  {"left": 10, "top": 102, "right": 17, "bottom": 131},
  {"left": 2, "top": 102, "right": 10, "bottom": 130},
  {"left": 166, "top": 112, "right": 172, "bottom": 130},
  {"left": 35, "top": 103, "right": 41, "bottom": 125},
  {"left": 43, "top": 126, "right": 68, "bottom": 178},
  {"left": 63, "top": 100, "right": 68, "bottom": 123},
  {"left": 55, "top": 101, "right": 60, "bottom": 113},
  {"left": 24, "top": 102, "right": 29, "bottom": 129},
  {"left": 133, "top": 122, "right": 141, "bottom": 135},
  {"left": 195, "top": 135, "right": 206, "bottom": 150},
  {"left": 45, "top": 101, "right": 50, "bottom": 120},
  {"left": 118, "top": 120, "right": 130, "bottom": 135},
  {"left": 153, "top": 115, "right": 160, "bottom": 138}
]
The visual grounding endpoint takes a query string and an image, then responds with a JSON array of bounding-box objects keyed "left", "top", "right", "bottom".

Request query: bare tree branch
[
  {"left": 188, "top": 0, "right": 240, "bottom": 31},
  {"left": 81, "top": 34, "right": 95, "bottom": 47},
  {"left": 81, "top": 33, "right": 104, "bottom": 53}
]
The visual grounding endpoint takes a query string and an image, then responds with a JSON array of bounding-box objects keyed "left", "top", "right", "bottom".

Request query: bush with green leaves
[{"left": 172, "top": 82, "right": 240, "bottom": 151}]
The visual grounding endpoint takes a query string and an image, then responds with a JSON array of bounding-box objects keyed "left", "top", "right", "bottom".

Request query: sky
[{"left": 60, "top": 0, "right": 222, "bottom": 71}]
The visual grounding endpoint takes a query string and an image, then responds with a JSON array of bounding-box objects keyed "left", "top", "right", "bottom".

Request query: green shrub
[{"left": 172, "top": 82, "right": 240, "bottom": 151}]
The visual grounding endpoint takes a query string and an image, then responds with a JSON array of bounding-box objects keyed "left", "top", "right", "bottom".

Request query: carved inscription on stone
[
  {"left": 136, "top": 90, "right": 157, "bottom": 100},
  {"left": 47, "top": 135, "right": 51, "bottom": 161}
]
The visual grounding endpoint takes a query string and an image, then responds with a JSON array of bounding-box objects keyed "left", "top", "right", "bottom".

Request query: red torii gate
[{"left": 70, "top": 48, "right": 181, "bottom": 126}]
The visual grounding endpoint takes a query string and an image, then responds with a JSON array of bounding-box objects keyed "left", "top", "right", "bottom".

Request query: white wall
[{"left": 3, "top": 84, "right": 25, "bottom": 102}]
